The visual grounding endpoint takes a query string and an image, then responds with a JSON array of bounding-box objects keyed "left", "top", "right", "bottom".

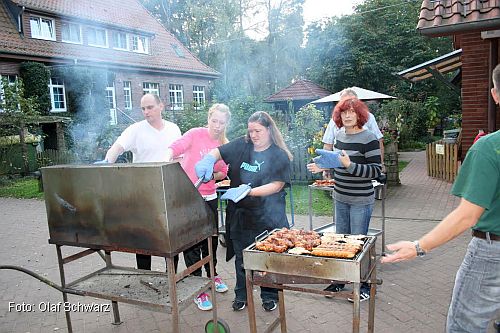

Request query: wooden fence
[
  {"left": 426, "top": 141, "right": 460, "bottom": 182},
  {"left": 36, "top": 149, "right": 76, "bottom": 168}
]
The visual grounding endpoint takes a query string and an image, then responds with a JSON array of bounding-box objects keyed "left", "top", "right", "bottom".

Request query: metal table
[{"left": 308, "top": 181, "right": 387, "bottom": 255}]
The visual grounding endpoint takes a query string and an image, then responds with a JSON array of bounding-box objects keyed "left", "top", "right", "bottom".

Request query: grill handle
[{"left": 255, "top": 230, "right": 269, "bottom": 243}]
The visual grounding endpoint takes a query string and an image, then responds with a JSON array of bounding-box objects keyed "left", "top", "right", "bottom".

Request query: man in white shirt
[
  {"left": 321, "top": 88, "right": 385, "bottom": 171},
  {"left": 104, "top": 93, "right": 181, "bottom": 270}
]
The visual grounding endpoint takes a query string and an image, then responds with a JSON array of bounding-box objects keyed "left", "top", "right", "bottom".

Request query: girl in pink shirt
[{"left": 167, "top": 104, "right": 231, "bottom": 311}]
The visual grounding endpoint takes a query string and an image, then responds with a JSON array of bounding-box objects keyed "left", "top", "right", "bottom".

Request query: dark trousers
[
  {"left": 136, "top": 254, "right": 179, "bottom": 272},
  {"left": 183, "top": 199, "right": 218, "bottom": 277},
  {"left": 233, "top": 238, "right": 278, "bottom": 303}
]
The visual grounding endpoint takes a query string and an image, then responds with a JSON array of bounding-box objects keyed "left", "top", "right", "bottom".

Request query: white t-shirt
[
  {"left": 322, "top": 113, "right": 383, "bottom": 145},
  {"left": 115, "top": 120, "right": 181, "bottom": 162}
]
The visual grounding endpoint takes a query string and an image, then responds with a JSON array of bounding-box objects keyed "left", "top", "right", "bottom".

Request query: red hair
[{"left": 332, "top": 97, "right": 369, "bottom": 129}]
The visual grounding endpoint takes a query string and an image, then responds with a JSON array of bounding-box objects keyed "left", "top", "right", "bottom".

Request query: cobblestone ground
[{"left": 0, "top": 151, "right": 497, "bottom": 332}]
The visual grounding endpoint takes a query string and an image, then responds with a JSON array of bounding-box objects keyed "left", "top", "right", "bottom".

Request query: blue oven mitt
[
  {"left": 220, "top": 184, "right": 251, "bottom": 203},
  {"left": 313, "top": 149, "right": 342, "bottom": 168},
  {"left": 93, "top": 159, "right": 108, "bottom": 164},
  {"left": 195, "top": 154, "right": 217, "bottom": 182}
]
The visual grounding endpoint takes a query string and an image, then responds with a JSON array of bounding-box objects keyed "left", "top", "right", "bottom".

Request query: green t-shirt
[{"left": 451, "top": 130, "right": 500, "bottom": 235}]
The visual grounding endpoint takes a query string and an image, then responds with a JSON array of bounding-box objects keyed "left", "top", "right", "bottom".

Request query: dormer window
[
  {"left": 112, "top": 32, "right": 128, "bottom": 50},
  {"left": 61, "top": 22, "right": 82, "bottom": 44},
  {"left": 30, "top": 16, "right": 55, "bottom": 41},
  {"left": 132, "top": 35, "right": 149, "bottom": 54},
  {"left": 87, "top": 27, "right": 108, "bottom": 48}
]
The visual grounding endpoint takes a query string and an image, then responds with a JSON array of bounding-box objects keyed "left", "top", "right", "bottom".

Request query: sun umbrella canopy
[{"left": 310, "top": 86, "right": 395, "bottom": 103}]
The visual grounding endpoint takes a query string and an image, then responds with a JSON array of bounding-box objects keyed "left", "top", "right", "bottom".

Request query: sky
[
  {"left": 303, "top": 0, "right": 362, "bottom": 25},
  {"left": 244, "top": 0, "right": 363, "bottom": 40}
]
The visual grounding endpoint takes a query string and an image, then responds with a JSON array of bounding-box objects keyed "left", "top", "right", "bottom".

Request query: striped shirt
[{"left": 333, "top": 129, "right": 382, "bottom": 205}]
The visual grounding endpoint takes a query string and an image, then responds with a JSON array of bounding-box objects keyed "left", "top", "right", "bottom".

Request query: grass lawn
[{"left": 0, "top": 177, "right": 44, "bottom": 200}]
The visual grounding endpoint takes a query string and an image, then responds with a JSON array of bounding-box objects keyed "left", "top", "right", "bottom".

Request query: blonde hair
[
  {"left": 246, "top": 111, "right": 293, "bottom": 161},
  {"left": 208, "top": 103, "right": 231, "bottom": 144}
]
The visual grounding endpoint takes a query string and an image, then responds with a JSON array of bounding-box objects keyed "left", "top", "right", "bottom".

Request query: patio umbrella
[{"left": 310, "top": 86, "right": 395, "bottom": 103}]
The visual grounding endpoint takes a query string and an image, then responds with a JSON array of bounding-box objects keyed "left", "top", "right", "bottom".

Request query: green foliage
[
  {"left": 224, "top": 96, "right": 270, "bottom": 139},
  {"left": 424, "top": 96, "right": 440, "bottom": 128},
  {"left": 0, "top": 78, "right": 42, "bottom": 175},
  {"left": 19, "top": 62, "right": 51, "bottom": 115},
  {"left": 166, "top": 104, "right": 208, "bottom": 134},
  {"left": 380, "top": 99, "right": 429, "bottom": 146},
  {"left": 289, "top": 104, "right": 324, "bottom": 150},
  {"left": 51, "top": 66, "right": 111, "bottom": 162}
]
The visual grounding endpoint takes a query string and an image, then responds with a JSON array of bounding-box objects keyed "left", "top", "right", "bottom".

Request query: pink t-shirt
[{"left": 169, "top": 127, "right": 228, "bottom": 197}]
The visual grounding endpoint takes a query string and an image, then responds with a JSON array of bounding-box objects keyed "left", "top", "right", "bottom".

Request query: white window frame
[
  {"left": 132, "top": 35, "right": 149, "bottom": 54},
  {"left": 106, "top": 83, "right": 117, "bottom": 125},
  {"left": 123, "top": 81, "right": 132, "bottom": 110},
  {"left": 192, "top": 85, "right": 205, "bottom": 109},
  {"left": 49, "top": 78, "right": 67, "bottom": 112},
  {"left": 112, "top": 31, "right": 129, "bottom": 50},
  {"left": 30, "top": 16, "right": 56, "bottom": 41},
  {"left": 169, "top": 84, "right": 184, "bottom": 110},
  {"left": 87, "top": 27, "right": 108, "bottom": 48},
  {"left": 61, "top": 22, "right": 82, "bottom": 44},
  {"left": 142, "top": 82, "right": 159, "bottom": 96},
  {"left": 0, "top": 75, "right": 18, "bottom": 112}
]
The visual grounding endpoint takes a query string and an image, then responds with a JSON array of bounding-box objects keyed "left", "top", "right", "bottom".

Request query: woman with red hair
[{"left": 308, "top": 97, "right": 382, "bottom": 301}]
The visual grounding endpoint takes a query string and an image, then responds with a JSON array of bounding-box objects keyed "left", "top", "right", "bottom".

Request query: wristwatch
[{"left": 413, "top": 241, "right": 426, "bottom": 257}]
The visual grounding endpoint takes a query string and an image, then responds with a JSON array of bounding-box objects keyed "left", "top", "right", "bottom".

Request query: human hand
[
  {"left": 313, "top": 149, "right": 342, "bottom": 168},
  {"left": 380, "top": 241, "right": 417, "bottom": 263},
  {"left": 221, "top": 184, "right": 251, "bottom": 203},
  {"left": 338, "top": 150, "right": 351, "bottom": 168},
  {"left": 93, "top": 159, "right": 108, "bottom": 164},
  {"left": 195, "top": 154, "right": 217, "bottom": 182},
  {"left": 307, "top": 162, "right": 324, "bottom": 174}
]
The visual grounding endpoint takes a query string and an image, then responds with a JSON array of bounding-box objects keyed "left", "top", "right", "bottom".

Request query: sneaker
[
  {"left": 194, "top": 293, "right": 213, "bottom": 311},
  {"left": 324, "top": 284, "right": 344, "bottom": 298},
  {"left": 214, "top": 276, "right": 228, "bottom": 293},
  {"left": 232, "top": 299, "right": 246, "bottom": 311},
  {"left": 262, "top": 300, "right": 277, "bottom": 312},
  {"left": 348, "top": 291, "right": 370, "bottom": 303}
]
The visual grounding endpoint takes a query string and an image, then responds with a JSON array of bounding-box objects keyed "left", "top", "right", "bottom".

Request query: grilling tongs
[{"left": 194, "top": 176, "right": 204, "bottom": 189}]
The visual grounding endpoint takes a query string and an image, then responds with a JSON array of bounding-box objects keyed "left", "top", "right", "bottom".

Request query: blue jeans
[
  {"left": 446, "top": 237, "right": 500, "bottom": 333},
  {"left": 334, "top": 200, "right": 374, "bottom": 293},
  {"left": 334, "top": 200, "right": 374, "bottom": 235},
  {"left": 233, "top": 239, "right": 278, "bottom": 303}
]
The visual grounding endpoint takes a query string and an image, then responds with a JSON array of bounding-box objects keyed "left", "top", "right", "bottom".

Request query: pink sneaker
[
  {"left": 194, "top": 292, "right": 213, "bottom": 311},
  {"left": 214, "top": 276, "right": 228, "bottom": 293}
]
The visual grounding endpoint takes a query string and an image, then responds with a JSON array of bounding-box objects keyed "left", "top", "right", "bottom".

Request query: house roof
[
  {"left": 0, "top": 0, "right": 219, "bottom": 78},
  {"left": 264, "top": 79, "right": 331, "bottom": 103},
  {"left": 417, "top": 0, "right": 500, "bottom": 36}
]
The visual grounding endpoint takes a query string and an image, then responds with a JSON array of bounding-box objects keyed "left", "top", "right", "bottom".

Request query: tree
[
  {"left": 19, "top": 62, "right": 51, "bottom": 115},
  {"left": 0, "top": 78, "right": 41, "bottom": 175}
]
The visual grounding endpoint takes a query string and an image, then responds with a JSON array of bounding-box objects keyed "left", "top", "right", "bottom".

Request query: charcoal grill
[
  {"left": 38, "top": 162, "right": 229, "bottom": 333},
  {"left": 243, "top": 230, "right": 380, "bottom": 333}
]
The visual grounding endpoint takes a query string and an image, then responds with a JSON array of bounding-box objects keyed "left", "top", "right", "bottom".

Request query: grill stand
[
  {"left": 52, "top": 237, "right": 222, "bottom": 333},
  {"left": 244, "top": 243, "right": 380, "bottom": 333}
]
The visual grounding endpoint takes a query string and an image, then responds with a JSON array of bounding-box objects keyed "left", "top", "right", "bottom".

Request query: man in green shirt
[{"left": 382, "top": 65, "right": 500, "bottom": 333}]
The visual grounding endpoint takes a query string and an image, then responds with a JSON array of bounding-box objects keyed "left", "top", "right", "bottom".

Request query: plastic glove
[
  {"left": 93, "top": 159, "right": 108, "bottom": 164},
  {"left": 313, "top": 149, "right": 342, "bottom": 168},
  {"left": 195, "top": 154, "right": 217, "bottom": 182},
  {"left": 220, "top": 184, "right": 251, "bottom": 203}
]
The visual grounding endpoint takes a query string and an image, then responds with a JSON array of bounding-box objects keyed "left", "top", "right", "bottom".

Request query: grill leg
[
  {"left": 368, "top": 268, "right": 377, "bottom": 332},
  {"left": 104, "top": 251, "right": 122, "bottom": 325},
  {"left": 167, "top": 256, "right": 179, "bottom": 333},
  {"left": 352, "top": 282, "right": 360, "bottom": 333},
  {"left": 278, "top": 289, "right": 287, "bottom": 333},
  {"left": 246, "top": 270, "right": 258, "bottom": 333},
  {"left": 208, "top": 238, "right": 219, "bottom": 333},
  {"left": 56, "top": 246, "right": 73, "bottom": 333}
]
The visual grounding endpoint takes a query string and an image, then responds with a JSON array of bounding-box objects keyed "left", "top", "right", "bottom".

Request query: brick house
[
  {"left": 0, "top": 0, "right": 219, "bottom": 130},
  {"left": 415, "top": 0, "right": 500, "bottom": 158}
]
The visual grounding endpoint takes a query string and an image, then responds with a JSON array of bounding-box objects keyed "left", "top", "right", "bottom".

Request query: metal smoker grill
[
  {"left": 40, "top": 162, "right": 228, "bottom": 333},
  {"left": 243, "top": 232, "right": 380, "bottom": 333}
]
